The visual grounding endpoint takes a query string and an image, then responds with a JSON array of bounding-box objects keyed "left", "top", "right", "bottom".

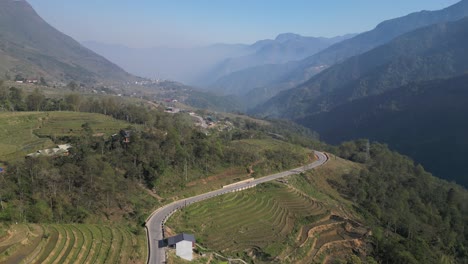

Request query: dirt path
[{"left": 138, "top": 183, "right": 163, "bottom": 202}]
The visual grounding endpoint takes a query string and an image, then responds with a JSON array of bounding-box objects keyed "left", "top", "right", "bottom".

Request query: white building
[{"left": 166, "top": 233, "right": 195, "bottom": 261}]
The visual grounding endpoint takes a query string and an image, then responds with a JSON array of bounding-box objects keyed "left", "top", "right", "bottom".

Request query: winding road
[{"left": 145, "top": 151, "right": 328, "bottom": 264}]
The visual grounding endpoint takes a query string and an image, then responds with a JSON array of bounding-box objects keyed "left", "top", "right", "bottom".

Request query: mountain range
[
  {"left": 256, "top": 16, "right": 468, "bottom": 118},
  {"left": 253, "top": 5, "right": 468, "bottom": 186},
  {"left": 219, "top": 0, "right": 468, "bottom": 108},
  {"left": 201, "top": 33, "right": 355, "bottom": 87},
  {"left": 83, "top": 33, "right": 354, "bottom": 86},
  {"left": 0, "top": 0, "right": 136, "bottom": 84}
]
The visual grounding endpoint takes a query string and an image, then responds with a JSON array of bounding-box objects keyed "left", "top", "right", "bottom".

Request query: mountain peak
[{"left": 275, "top": 33, "right": 302, "bottom": 42}]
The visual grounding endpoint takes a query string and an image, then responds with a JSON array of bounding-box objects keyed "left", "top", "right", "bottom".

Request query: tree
[
  {"left": 14, "top": 74, "right": 24, "bottom": 82},
  {"left": 39, "top": 77, "right": 48, "bottom": 86},
  {"left": 65, "top": 93, "right": 82, "bottom": 111},
  {"left": 9, "top": 87, "right": 26, "bottom": 111},
  {"left": 67, "top": 81, "right": 78, "bottom": 91},
  {"left": 26, "top": 88, "right": 45, "bottom": 111}
]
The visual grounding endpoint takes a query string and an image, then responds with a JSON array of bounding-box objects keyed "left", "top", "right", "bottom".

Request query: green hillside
[{"left": 0, "top": 111, "right": 131, "bottom": 161}]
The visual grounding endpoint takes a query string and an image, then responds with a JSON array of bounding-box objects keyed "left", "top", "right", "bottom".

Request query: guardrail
[{"left": 222, "top": 178, "right": 254, "bottom": 188}]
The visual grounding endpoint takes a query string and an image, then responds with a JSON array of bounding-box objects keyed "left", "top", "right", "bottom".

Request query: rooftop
[{"left": 166, "top": 233, "right": 195, "bottom": 246}]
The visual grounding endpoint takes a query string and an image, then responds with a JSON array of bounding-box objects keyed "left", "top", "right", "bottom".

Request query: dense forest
[{"left": 334, "top": 140, "right": 468, "bottom": 263}]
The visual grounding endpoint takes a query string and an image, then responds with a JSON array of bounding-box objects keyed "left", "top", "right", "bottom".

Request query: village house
[
  {"left": 164, "top": 233, "right": 196, "bottom": 261},
  {"left": 120, "top": 130, "right": 131, "bottom": 143}
]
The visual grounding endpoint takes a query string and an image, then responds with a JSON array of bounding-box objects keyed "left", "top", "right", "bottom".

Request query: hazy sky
[{"left": 28, "top": 0, "right": 459, "bottom": 48}]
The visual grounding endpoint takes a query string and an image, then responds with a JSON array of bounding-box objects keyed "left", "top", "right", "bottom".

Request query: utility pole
[
  {"left": 365, "top": 139, "right": 370, "bottom": 162},
  {"left": 184, "top": 158, "right": 188, "bottom": 181}
]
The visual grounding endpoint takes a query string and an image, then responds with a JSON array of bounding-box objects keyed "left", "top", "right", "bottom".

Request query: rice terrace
[
  {"left": 0, "top": 223, "right": 146, "bottom": 264},
  {"left": 166, "top": 161, "right": 370, "bottom": 264}
]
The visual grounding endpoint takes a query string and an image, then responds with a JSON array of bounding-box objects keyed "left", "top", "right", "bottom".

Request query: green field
[
  {"left": 0, "top": 111, "right": 131, "bottom": 161},
  {"left": 0, "top": 223, "right": 146, "bottom": 264}
]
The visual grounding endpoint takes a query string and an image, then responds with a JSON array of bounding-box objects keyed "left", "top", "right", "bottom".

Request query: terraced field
[
  {"left": 166, "top": 183, "right": 328, "bottom": 260},
  {"left": 0, "top": 223, "right": 145, "bottom": 264},
  {"left": 0, "top": 111, "right": 131, "bottom": 161},
  {"left": 34, "top": 111, "right": 131, "bottom": 138},
  {"left": 167, "top": 165, "right": 369, "bottom": 264}
]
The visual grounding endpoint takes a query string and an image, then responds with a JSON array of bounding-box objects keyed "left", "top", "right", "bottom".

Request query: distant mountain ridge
[
  {"left": 255, "top": 16, "right": 468, "bottom": 118},
  {"left": 252, "top": 15, "right": 468, "bottom": 186},
  {"left": 83, "top": 33, "right": 354, "bottom": 87},
  {"left": 0, "top": 0, "right": 136, "bottom": 84},
  {"left": 220, "top": 0, "right": 468, "bottom": 108},
  {"left": 202, "top": 33, "right": 356, "bottom": 89}
]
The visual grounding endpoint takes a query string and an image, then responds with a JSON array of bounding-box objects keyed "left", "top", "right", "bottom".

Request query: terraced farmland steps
[
  {"left": 0, "top": 224, "right": 142, "bottom": 264},
  {"left": 146, "top": 151, "right": 329, "bottom": 264}
]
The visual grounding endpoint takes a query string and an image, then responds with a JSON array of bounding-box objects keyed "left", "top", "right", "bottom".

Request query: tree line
[{"left": 333, "top": 140, "right": 468, "bottom": 264}]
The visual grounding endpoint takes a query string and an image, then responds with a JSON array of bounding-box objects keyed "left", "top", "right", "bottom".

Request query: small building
[
  {"left": 120, "top": 130, "right": 131, "bottom": 143},
  {"left": 165, "top": 233, "right": 195, "bottom": 261}
]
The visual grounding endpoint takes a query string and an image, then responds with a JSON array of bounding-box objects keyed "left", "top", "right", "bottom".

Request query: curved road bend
[{"left": 146, "top": 151, "right": 328, "bottom": 264}]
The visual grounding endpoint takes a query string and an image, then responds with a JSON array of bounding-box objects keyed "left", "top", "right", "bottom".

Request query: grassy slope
[
  {"left": 166, "top": 157, "right": 367, "bottom": 263},
  {"left": 156, "top": 138, "right": 313, "bottom": 200},
  {"left": 0, "top": 111, "right": 130, "bottom": 161}
]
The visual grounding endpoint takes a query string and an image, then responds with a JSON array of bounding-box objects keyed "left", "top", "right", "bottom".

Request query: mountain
[
  {"left": 0, "top": 0, "right": 136, "bottom": 84},
  {"left": 82, "top": 41, "right": 252, "bottom": 84},
  {"left": 83, "top": 33, "right": 354, "bottom": 87},
  {"left": 221, "top": 0, "right": 468, "bottom": 108},
  {"left": 298, "top": 74, "right": 468, "bottom": 187},
  {"left": 255, "top": 16, "right": 468, "bottom": 118},
  {"left": 203, "top": 33, "right": 355, "bottom": 89}
]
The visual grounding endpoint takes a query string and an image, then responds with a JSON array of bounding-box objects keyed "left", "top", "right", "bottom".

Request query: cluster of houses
[
  {"left": 26, "top": 144, "right": 72, "bottom": 158},
  {"left": 15, "top": 79, "right": 39, "bottom": 84}
]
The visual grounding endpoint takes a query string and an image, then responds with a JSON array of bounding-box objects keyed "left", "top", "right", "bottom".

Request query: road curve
[{"left": 146, "top": 151, "right": 328, "bottom": 264}]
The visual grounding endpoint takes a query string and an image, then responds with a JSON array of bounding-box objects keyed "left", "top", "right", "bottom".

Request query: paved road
[{"left": 146, "top": 151, "right": 328, "bottom": 264}]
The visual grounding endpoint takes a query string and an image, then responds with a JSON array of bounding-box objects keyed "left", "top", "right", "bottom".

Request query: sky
[{"left": 28, "top": 0, "right": 460, "bottom": 48}]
